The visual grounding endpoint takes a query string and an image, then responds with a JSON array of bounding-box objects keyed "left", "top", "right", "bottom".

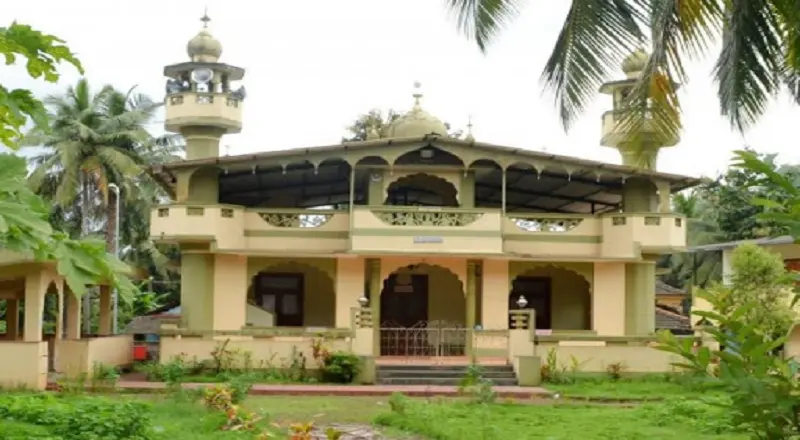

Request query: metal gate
[{"left": 380, "top": 321, "right": 467, "bottom": 357}]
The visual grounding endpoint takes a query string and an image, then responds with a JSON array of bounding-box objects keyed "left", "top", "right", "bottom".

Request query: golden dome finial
[
  {"left": 412, "top": 81, "right": 423, "bottom": 108},
  {"left": 187, "top": 8, "right": 222, "bottom": 62}
]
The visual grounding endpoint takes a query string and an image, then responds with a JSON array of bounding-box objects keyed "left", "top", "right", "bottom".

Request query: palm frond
[
  {"left": 541, "top": 0, "right": 646, "bottom": 130},
  {"left": 443, "top": 0, "right": 525, "bottom": 52}
]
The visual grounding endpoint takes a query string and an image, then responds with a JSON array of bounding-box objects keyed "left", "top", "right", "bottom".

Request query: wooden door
[{"left": 255, "top": 273, "right": 304, "bottom": 327}]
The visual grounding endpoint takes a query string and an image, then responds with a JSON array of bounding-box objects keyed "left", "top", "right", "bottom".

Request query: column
[
  {"left": 181, "top": 253, "right": 214, "bottom": 331},
  {"left": 465, "top": 261, "right": 478, "bottom": 357},
  {"left": 481, "top": 259, "right": 509, "bottom": 330},
  {"left": 6, "top": 298, "right": 19, "bottom": 340},
  {"left": 592, "top": 262, "right": 626, "bottom": 336},
  {"left": 55, "top": 286, "right": 64, "bottom": 340},
  {"left": 460, "top": 172, "right": 475, "bottom": 208},
  {"left": 624, "top": 261, "right": 656, "bottom": 335},
  {"left": 368, "top": 258, "right": 381, "bottom": 356},
  {"left": 65, "top": 290, "right": 81, "bottom": 340},
  {"left": 211, "top": 254, "right": 247, "bottom": 331},
  {"left": 335, "top": 257, "right": 366, "bottom": 328},
  {"left": 98, "top": 287, "right": 112, "bottom": 335},
  {"left": 23, "top": 273, "right": 45, "bottom": 342}
]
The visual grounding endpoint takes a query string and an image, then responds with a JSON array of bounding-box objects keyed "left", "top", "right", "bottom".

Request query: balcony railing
[{"left": 151, "top": 204, "right": 686, "bottom": 257}]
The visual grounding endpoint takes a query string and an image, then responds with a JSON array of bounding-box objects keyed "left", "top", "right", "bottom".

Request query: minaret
[
  {"left": 598, "top": 49, "right": 679, "bottom": 170},
  {"left": 163, "top": 11, "right": 246, "bottom": 160}
]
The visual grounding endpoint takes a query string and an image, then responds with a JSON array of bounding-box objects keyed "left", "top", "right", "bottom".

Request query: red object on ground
[{"left": 133, "top": 345, "right": 148, "bottom": 361}]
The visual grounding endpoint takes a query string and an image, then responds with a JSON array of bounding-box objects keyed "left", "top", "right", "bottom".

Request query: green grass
[
  {"left": 542, "top": 374, "right": 727, "bottom": 400},
  {"left": 375, "top": 397, "right": 747, "bottom": 440}
]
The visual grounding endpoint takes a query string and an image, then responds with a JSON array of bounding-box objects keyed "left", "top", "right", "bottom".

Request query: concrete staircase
[{"left": 376, "top": 364, "right": 517, "bottom": 386}]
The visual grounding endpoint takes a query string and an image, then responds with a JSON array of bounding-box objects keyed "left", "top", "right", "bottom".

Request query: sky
[{"left": 4, "top": 0, "right": 800, "bottom": 179}]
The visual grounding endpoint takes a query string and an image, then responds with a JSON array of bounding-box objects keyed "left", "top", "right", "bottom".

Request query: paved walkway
[{"left": 93, "top": 381, "right": 551, "bottom": 398}]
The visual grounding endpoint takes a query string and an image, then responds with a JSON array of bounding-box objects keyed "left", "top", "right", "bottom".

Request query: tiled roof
[
  {"left": 656, "top": 280, "right": 686, "bottom": 296},
  {"left": 655, "top": 305, "right": 691, "bottom": 331}
]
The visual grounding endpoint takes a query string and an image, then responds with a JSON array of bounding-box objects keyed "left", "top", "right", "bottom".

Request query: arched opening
[
  {"left": 248, "top": 262, "right": 335, "bottom": 327},
  {"left": 384, "top": 173, "right": 459, "bottom": 207},
  {"left": 377, "top": 264, "right": 465, "bottom": 357},
  {"left": 509, "top": 266, "right": 591, "bottom": 331}
]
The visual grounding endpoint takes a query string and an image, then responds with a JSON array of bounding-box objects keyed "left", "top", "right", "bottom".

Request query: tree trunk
[
  {"left": 99, "top": 189, "right": 118, "bottom": 334},
  {"left": 80, "top": 174, "right": 92, "bottom": 335}
]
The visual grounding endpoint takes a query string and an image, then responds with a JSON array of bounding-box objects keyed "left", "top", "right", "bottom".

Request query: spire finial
[
  {"left": 200, "top": 7, "right": 211, "bottom": 28},
  {"left": 412, "top": 81, "right": 423, "bottom": 107},
  {"left": 465, "top": 115, "right": 476, "bottom": 142}
]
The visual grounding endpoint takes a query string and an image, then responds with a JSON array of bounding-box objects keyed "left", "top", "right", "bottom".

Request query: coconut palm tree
[
  {"left": 24, "top": 78, "right": 181, "bottom": 331},
  {"left": 444, "top": 1, "right": 800, "bottom": 152}
]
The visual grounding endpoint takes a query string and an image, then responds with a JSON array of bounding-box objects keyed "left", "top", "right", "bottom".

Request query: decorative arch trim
[
  {"left": 509, "top": 262, "right": 593, "bottom": 290},
  {"left": 383, "top": 172, "right": 460, "bottom": 205},
  {"left": 380, "top": 262, "right": 466, "bottom": 294}
]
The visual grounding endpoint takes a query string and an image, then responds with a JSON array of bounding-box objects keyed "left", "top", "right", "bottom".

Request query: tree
[
  {"left": 659, "top": 191, "right": 722, "bottom": 290},
  {"left": 343, "top": 109, "right": 465, "bottom": 142},
  {"left": 735, "top": 150, "right": 800, "bottom": 241},
  {"left": 658, "top": 244, "right": 799, "bottom": 438},
  {"left": 0, "top": 21, "right": 134, "bottom": 299},
  {"left": 443, "top": 1, "right": 800, "bottom": 163}
]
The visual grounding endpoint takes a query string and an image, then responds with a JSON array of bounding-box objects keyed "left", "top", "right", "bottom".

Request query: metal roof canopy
[
  {"left": 156, "top": 136, "right": 705, "bottom": 214},
  {"left": 687, "top": 235, "right": 796, "bottom": 253}
]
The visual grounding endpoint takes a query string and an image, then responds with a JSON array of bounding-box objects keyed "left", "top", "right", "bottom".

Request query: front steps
[{"left": 376, "top": 364, "right": 517, "bottom": 386}]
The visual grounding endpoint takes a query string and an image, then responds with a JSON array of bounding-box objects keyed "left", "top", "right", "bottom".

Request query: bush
[
  {"left": 0, "top": 394, "right": 153, "bottom": 439},
  {"left": 320, "top": 351, "right": 361, "bottom": 383}
]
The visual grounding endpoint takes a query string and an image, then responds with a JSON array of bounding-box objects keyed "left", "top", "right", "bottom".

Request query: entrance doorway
[
  {"left": 380, "top": 273, "right": 431, "bottom": 356},
  {"left": 253, "top": 273, "right": 304, "bottom": 327},
  {"left": 509, "top": 276, "right": 551, "bottom": 329}
]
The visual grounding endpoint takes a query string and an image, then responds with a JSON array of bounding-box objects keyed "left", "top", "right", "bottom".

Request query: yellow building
[{"left": 149, "top": 19, "right": 703, "bottom": 385}]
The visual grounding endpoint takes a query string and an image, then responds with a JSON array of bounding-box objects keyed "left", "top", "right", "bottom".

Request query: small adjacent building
[{"left": 148, "top": 17, "right": 703, "bottom": 381}]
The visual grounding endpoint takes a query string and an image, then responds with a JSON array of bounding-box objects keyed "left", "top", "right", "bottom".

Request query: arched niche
[
  {"left": 384, "top": 172, "right": 459, "bottom": 206},
  {"left": 377, "top": 263, "right": 466, "bottom": 356},
  {"left": 247, "top": 259, "right": 335, "bottom": 327},
  {"left": 508, "top": 263, "right": 592, "bottom": 331}
]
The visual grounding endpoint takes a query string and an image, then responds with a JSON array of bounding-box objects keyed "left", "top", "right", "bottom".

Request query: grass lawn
[
  {"left": 545, "top": 376, "right": 723, "bottom": 400},
  {"left": 0, "top": 382, "right": 745, "bottom": 439},
  {"left": 375, "top": 397, "right": 746, "bottom": 440}
]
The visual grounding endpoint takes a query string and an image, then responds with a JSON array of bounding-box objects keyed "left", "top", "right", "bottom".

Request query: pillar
[
  {"left": 621, "top": 177, "right": 657, "bottom": 212},
  {"left": 368, "top": 258, "right": 381, "bottom": 356},
  {"left": 624, "top": 260, "right": 656, "bottom": 335},
  {"left": 65, "top": 290, "right": 81, "bottom": 340},
  {"left": 23, "top": 273, "right": 45, "bottom": 342},
  {"left": 460, "top": 172, "right": 475, "bottom": 208},
  {"left": 55, "top": 286, "right": 64, "bottom": 340},
  {"left": 98, "top": 288, "right": 112, "bottom": 335},
  {"left": 481, "top": 259, "right": 509, "bottom": 330},
  {"left": 465, "top": 261, "right": 477, "bottom": 357},
  {"left": 211, "top": 254, "right": 247, "bottom": 331},
  {"left": 6, "top": 298, "right": 19, "bottom": 340},
  {"left": 181, "top": 253, "right": 214, "bottom": 331},
  {"left": 592, "top": 262, "right": 626, "bottom": 336},
  {"left": 335, "top": 257, "right": 366, "bottom": 328}
]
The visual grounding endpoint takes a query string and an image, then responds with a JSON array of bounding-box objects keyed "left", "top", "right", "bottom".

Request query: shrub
[
  {"left": 320, "top": 351, "right": 361, "bottom": 383},
  {"left": 91, "top": 362, "right": 120, "bottom": 390},
  {"left": 226, "top": 374, "right": 255, "bottom": 404},
  {"left": 0, "top": 394, "right": 153, "bottom": 439},
  {"left": 605, "top": 362, "right": 626, "bottom": 381}
]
